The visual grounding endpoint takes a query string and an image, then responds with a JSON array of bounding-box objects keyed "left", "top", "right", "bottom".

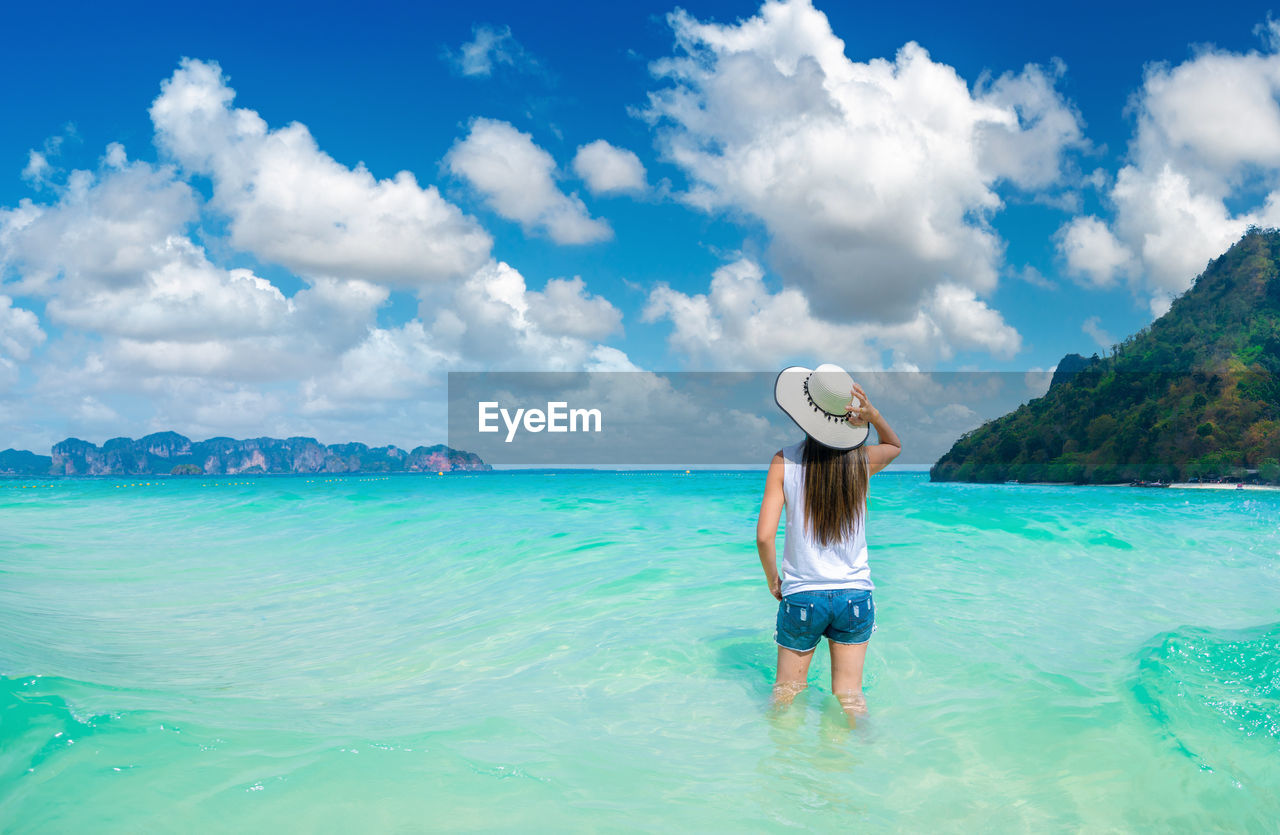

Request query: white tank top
[{"left": 780, "top": 440, "right": 873, "bottom": 596}]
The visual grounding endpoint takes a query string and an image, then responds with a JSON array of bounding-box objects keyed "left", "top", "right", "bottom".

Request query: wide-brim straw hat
[{"left": 774, "top": 363, "right": 871, "bottom": 450}]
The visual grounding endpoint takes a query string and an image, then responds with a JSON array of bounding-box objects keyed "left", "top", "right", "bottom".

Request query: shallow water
[{"left": 2, "top": 472, "right": 1279, "bottom": 830}]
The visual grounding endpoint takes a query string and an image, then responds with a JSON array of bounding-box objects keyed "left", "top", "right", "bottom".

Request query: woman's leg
[
  {"left": 772, "top": 644, "right": 815, "bottom": 708},
  {"left": 829, "top": 639, "right": 869, "bottom": 720}
]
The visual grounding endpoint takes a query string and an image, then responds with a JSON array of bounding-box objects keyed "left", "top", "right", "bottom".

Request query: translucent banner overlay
[{"left": 448, "top": 370, "right": 1082, "bottom": 468}]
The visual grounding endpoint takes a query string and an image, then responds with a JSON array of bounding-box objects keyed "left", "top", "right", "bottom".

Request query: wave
[
  {"left": 1130, "top": 620, "right": 1280, "bottom": 809},
  {"left": 0, "top": 673, "right": 122, "bottom": 786}
]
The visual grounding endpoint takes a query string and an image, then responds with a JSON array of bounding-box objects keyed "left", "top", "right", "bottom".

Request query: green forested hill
[{"left": 931, "top": 228, "right": 1280, "bottom": 484}]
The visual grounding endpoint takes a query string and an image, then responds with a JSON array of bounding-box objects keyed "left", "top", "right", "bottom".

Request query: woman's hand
[
  {"left": 768, "top": 574, "right": 782, "bottom": 601},
  {"left": 845, "top": 382, "right": 880, "bottom": 427}
]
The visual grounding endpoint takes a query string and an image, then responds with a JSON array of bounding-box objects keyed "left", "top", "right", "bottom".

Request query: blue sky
[{"left": 3, "top": 0, "right": 1280, "bottom": 451}]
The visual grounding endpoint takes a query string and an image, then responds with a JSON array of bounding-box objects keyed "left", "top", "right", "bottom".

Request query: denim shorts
[{"left": 775, "top": 588, "right": 876, "bottom": 652}]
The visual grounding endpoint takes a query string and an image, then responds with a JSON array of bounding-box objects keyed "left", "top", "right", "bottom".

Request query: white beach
[{"left": 1168, "top": 482, "right": 1280, "bottom": 491}]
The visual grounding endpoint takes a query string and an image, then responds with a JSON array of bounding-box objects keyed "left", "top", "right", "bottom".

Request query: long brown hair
[{"left": 801, "top": 436, "right": 870, "bottom": 546}]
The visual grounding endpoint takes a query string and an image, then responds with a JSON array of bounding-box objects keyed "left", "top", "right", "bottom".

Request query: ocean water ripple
[
  {"left": 2, "top": 472, "right": 1280, "bottom": 829},
  {"left": 1132, "top": 621, "right": 1280, "bottom": 781}
]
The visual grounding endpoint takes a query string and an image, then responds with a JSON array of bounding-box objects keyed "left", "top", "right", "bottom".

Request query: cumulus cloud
[
  {"left": 19, "top": 133, "right": 72, "bottom": 190},
  {"left": 0, "top": 295, "right": 47, "bottom": 362},
  {"left": 447, "top": 24, "right": 532, "bottom": 78},
  {"left": 428, "top": 260, "right": 623, "bottom": 368},
  {"left": 0, "top": 60, "right": 636, "bottom": 451},
  {"left": 74, "top": 395, "right": 120, "bottom": 423},
  {"left": 1056, "top": 25, "right": 1280, "bottom": 312},
  {"left": 98, "top": 277, "right": 388, "bottom": 382},
  {"left": 21, "top": 151, "right": 52, "bottom": 187},
  {"left": 303, "top": 260, "right": 628, "bottom": 413},
  {"left": 301, "top": 320, "right": 451, "bottom": 413},
  {"left": 0, "top": 142, "right": 397, "bottom": 450},
  {"left": 445, "top": 118, "right": 612, "bottom": 244},
  {"left": 0, "top": 294, "right": 45, "bottom": 390},
  {"left": 1110, "top": 163, "right": 1250, "bottom": 303},
  {"left": 150, "top": 58, "right": 493, "bottom": 286},
  {"left": 0, "top": 146, "right": 390, "bottom": 383},
  {"left": 976, "top": 58, "right": 1086, "bottom": 190},
  {"left": 572, "top": 140, "right": 647, "bottom": 194},
  {"left": 526, "top": 276, "right": 624, "bottom": 340},
  {"left": 928, "top": 285, "right": 1023, "bottom": 358},
  {"left": 584, "top": 345, "right": 642, "bottom": 372},
  {"left": 640, "top": 0, "right": 1084, "bottom": 324},
  {"left": 136, "top": 377, "right": 294, "bottom": 439},
  {"left": 1055, "top": 215, "right": 1135, "bottom": 288},
  {"left": 1, "top": 147, "right": 198, "bottom": 295},
  {"left": 47, "top": 240, "right": 291, "bottom": 342},
  {"left": 642, "top": 257, "right": 1019, "bottom": 369}
]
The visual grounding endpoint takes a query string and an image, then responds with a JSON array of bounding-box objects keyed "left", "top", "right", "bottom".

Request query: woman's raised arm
[{"left": 846, "top": 382, "right": 901, "bottom": 476}]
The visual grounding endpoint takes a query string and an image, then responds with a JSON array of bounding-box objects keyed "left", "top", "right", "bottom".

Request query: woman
[{"left": 756, "top": 363, "right": 902, "bottom": 722}]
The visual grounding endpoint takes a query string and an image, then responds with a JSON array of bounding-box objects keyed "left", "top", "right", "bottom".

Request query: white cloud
[
  {"left": 1110, "top": 163, "right": 1248, "bottom": 295},
  {"left": 640, "top": 0, "right": 1083, "bottom": 323},
  {"left": 1056, "top": 27, "right": 1280, "bottom": 312},
  {"left": 1024, "top": 366, "right": 1055, "bottom": 396},
  {"left": 1014, "top": 265, "right": 1055, "bottom": 289},
  {"left": 1, "top": 146, "right": 390, "bottom": 383},
  {"left": 75, "top": 395, "right": 120, "bottom": 423},
  {"left": 0, "top": 297, "right": 43, "bottom": 391},
  {"left": 1082, "top": 168, "right": 1108, "bottom": 191},
  {"left": 1, "top": 150, "right": 199, "bottom": 296},
  {"left": 1135, "top": 47, "right": 1280, "bottom": 181},
  {"left": 304, "top": 260, "right": 629, "bottom": 413},
  {"left": 72, "top": 279, "right": 386, "bottom": 384},
  {"left": 0, "top": 61, "right": 644, "bottom": 451},
  {"left": 1055, "top": 215, "right": 1135, "bottom": 287},
  {"left": 149, "top": 58, "right": 492, "bottom": 286},
  {"left": 976, "top": 58, "right": 1087, "bottom": 190},
  {"left": 928, "top": 284, "right": 1022, "bottom": 358},
  {"left": 0, "top": 295, "right": 46, "bottom": 361},
  {"left": 572, "top": 140, "right": 647, "bottom": 194},
  {"left": 136, "top": 378, "right": 292, "bottom": 439},
  {"left": 301, "top": 320, "right": 450, "bottom": 412},
  {"left": 445, "top": 118, "right": 612, "bottom": 244},
  {"left": 642, "top": 257, "right": 1020, "bottom": 369},
  {"left": 46, "top": 239, "right": 292, "bottom": 342},
  {"left": 21, "top": 151, "right": 52, "bottom": 187},
  {"left": 20, "top": 134, "right": 70, "bottom": 190},
  {"left": 526, "top": 276, "right": 623, "bottom": 340},
  {"left": 427, "top": 260, "right": 624, "bottom": 368},
  {"left": 1148, "top": 290, "right": 1176, "bottom": 319},
  {"left": 934, "top": 402, "right": 978, "bottom": 425},
  {"left": 1082, "top": 315, "right": 1114, "bottom": 349},
  {"left": 449, "top": 24, "right": 530, "bottom": 77},
  {"left": 585, "top": 345, "right": 642, "bottom": 372}
]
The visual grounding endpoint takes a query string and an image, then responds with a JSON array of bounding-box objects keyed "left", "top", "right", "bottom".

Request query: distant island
[
  {"left": 933, "top": 227, "right": 1280, "bottom": 485},
  {"left": 0, "top": 432, "right": 491, "bottom": 476}
]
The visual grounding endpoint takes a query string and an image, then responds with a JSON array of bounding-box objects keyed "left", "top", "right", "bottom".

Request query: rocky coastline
[{"left": 0, "top": 432, "right": 490, "bottom": 476}]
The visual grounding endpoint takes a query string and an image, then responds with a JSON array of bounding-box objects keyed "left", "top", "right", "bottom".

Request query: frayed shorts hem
[
  {"left": 776, "top": 635, "right": 872, "bottom": 651},
  {"left": 775, "top": 620, "right": 877, "bottom": 652},
  {"left": 775, "top": 639, "right": 820, "bottom": 653}
]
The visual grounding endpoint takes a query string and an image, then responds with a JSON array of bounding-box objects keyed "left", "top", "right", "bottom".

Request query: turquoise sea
[{"left": 2, "top": 471, "right": 1279, "bottom": 831}]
